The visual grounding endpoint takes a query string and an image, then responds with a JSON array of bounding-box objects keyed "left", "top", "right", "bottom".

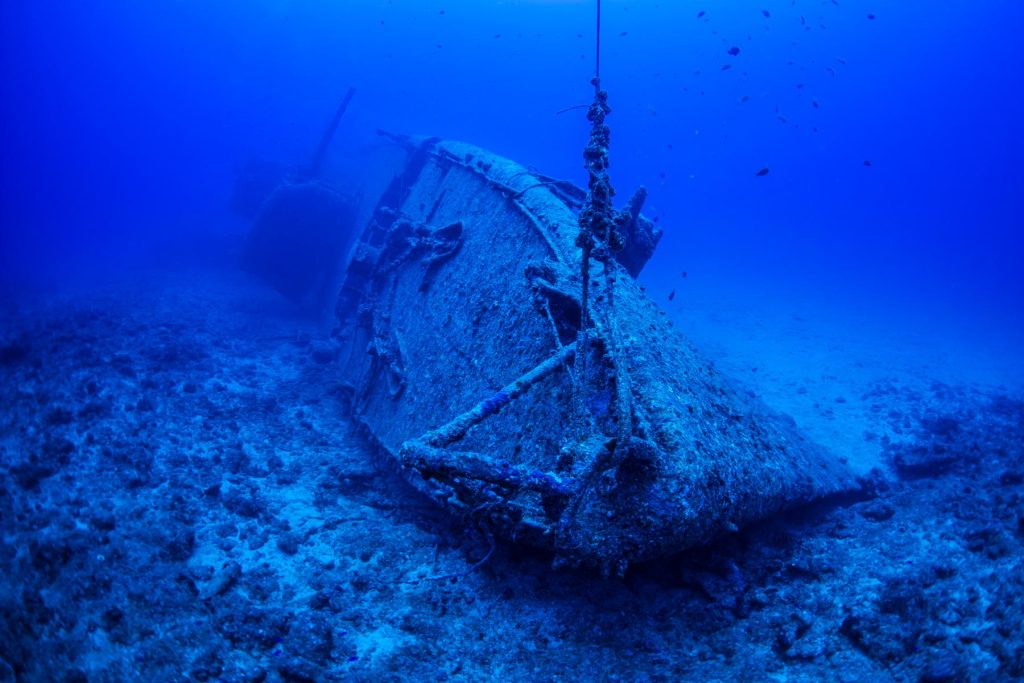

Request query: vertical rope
[
  {"left": 572, "top": 1, "right": 609, "bottom": 440},
  {"left": 572, "top": 0, "right": 633, "bottom": 448}
]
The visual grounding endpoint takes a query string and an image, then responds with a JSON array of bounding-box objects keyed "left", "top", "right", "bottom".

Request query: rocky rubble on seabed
[{"left": 0, "top": 267, "right": 1022, "bottom": 683}]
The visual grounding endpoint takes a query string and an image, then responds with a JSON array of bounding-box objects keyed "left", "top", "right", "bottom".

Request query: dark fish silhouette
[
  {"left": 668, "top": 289, "right": 676, "bottom": 301},
  {"left": 755, "top": 167, "right": 770, "bottom": 176},
  {"left": 697, "top": 10, "right": 706, "bottom": 18},
  {"left": 728, "top": 46, "right": 741, "bottom": 56},
  {"left": 863, "top": 160, "right": 873, "bottom": 166},
  {"left": 762, "top": 9, "right": 771, "bottom": 18}
]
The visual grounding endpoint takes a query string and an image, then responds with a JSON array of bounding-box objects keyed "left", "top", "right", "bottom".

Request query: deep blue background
[{"left": 2, "top": 1, "right": 1022, "bottom": 339}]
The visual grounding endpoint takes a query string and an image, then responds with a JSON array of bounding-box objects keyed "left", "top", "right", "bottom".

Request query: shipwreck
[{"left": 236, "top": 5, "right": 858, "bottom": 574}]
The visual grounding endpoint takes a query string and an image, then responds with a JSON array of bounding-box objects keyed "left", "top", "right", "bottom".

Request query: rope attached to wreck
[{"left": 572, "top": 0, "right": 634, "bottom": 446}]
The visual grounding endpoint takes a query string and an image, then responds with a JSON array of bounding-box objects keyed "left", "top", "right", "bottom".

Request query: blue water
[{"left": 3, "top": 1, "right": 1022, "bottom": 335}]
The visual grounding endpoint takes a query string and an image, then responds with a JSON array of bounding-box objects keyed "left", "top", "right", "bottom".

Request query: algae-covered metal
[{"left": 330, "top": 135, "right": 858, "bottom": 572}]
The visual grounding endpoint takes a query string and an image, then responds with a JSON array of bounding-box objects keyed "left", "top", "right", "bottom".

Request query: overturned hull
[{"left": 318, "top": 136, "right": 859, "bottom": 572}]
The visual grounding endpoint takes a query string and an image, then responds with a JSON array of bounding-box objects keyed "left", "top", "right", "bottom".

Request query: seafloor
[{"left": 1, "top": 265, "right": 1021, "bottom": 682}]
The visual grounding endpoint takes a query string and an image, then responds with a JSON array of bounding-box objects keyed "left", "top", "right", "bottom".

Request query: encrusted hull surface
[{"left": 331, "top": 137, "right": 857, "bottom": 571}]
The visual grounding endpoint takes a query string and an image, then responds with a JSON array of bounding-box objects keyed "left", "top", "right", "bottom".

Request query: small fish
[
  {"left": 739, "top": 95, "right": 751, "bottom": 103},
  {"left": 777, "top": 115, "right": 788, "bottom": 123},
  {"left": 867, "top": 14, "right": 876, "bottom": 20},
  {"left": 755, "top": 167, "right": 770, "bottom": 176},
  {"left": 863, "top": 160, "right": 872, "bottom": 166},
  {"left": 728, "top": 46, "right": 741, "bottom": 56},
  {"left": 697, "top": 10, "right": 706, "bottom": 18},
  {"left": 620, "top": 31, "right": 628, "bottom": 37},
  {"left": 812, "top": 99, "right": 819, "bottom": 108},
  {"left": 762, "top": 10, "right": 771, "bottom": 18},
  {"left": 721, "top": 64, "right": 732, "bottom": 71},
  {"left": 668, "top": 289, "right": 676, "bottom": 302}
]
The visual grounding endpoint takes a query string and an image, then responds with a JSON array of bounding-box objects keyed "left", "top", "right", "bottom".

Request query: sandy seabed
[{"left": 1, "top": 266, "right": 1022, "bottom": 682}]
